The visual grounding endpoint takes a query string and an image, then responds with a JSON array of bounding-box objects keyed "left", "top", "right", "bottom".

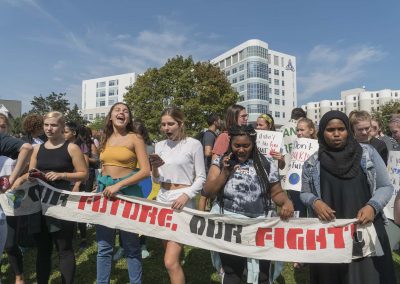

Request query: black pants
[
  {"left": 220, "top": 253, "right": 270, "bottom": 284},
  {"left": 34, "top": 219, "right": 76, "bottom": 284},
  {"left": 5, "top": 216, "right": 23, "bottom": 276},
  {"left": 287, "top": 190, "right": 307, "bottom": 217}
]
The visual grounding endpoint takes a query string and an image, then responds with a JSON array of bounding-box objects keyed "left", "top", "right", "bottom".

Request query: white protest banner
[
  {"left": 0, "top": 181, "right": 42, "bottom": 216},
  {"left": 256, "top": 130, "right": 283, "bottom": 158},
  {"left": 383, "top": 151, "right": 400, "bottom": 220},
  {"left": 1, "top": 179, "right": 382, "bottom": 263},
  {"left": 284, "top": 138, "right": 319, "bottom": 191}
]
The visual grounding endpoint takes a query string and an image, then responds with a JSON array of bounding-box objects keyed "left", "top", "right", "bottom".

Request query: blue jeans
[{"left": 96, "top": 225, "right": 142, "bottom": 284}]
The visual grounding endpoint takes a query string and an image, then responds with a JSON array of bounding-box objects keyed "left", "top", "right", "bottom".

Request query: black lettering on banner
[
  {"left": 224, "top": 223, "right": 242, "bottom": 243},
  {"left": 50, "top": 191, "right": 60, "bottom": 205},
  {"left": 59, "top": 193, "right": 69, "bottom": 207},
  {"left": 27, "top": 184, "right": 40, "bottom": 201},
  {"left": 42, "top": 187, "right": 51, "bottom": 203},
  {"left": 189, "top": 215, "right": 206, "bottom": 235}
]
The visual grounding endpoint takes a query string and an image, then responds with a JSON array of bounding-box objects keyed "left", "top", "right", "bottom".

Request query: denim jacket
[{"left": 300, "top": 144, "right": 393, "bottom": 217}]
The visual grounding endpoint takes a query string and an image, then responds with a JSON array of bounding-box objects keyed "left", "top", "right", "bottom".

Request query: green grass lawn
[{"left": 1, "top": 227, "right": 400, "bottom": 283}]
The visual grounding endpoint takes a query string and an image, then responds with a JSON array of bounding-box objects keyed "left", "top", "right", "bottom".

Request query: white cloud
[
  {"left": 298, "top": 44, "right": 386, "bottom": 101},
  {"left": 101, "top": 16, "right": 227, "bottom": 73}
]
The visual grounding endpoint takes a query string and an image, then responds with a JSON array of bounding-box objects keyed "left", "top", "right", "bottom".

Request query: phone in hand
[
  {"left": 149, "top": 154, "right": 165, "bottom": 166},
  {"left": 227, "top": 153, "right": 239, "bottom": 168},
  {"left": 28, "top": 168, "right": 47, "bottom": 181}
]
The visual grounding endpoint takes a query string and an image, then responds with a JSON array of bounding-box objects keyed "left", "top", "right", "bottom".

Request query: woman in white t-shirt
[{"left": 150, "top": 107, "right": 206, "bottom": 284}]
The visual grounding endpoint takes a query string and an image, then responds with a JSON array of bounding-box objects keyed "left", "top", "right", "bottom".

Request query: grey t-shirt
[
  {"left": 202, "top": 130, "right": 217, "bottom": 173},
  {"left": 213, "top": 156, "right": 279, "bottom": 217}
]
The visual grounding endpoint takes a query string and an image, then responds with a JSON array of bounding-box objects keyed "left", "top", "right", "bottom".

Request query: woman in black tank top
[{"left": 15, "top": 111, "right": 88, "bottom": 284}]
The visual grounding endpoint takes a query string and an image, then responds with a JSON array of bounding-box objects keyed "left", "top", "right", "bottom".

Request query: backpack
[{"left": 195, "top": 129, "right": 217, "bottom": 146}]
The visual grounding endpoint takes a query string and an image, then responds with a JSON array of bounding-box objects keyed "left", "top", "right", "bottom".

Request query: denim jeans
[{"left": 96, "top": 225, "right": 142, "bottom": 284}]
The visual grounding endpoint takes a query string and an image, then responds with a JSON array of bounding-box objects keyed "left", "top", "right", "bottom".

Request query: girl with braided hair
[{"left": 204, "top": 125, "right": 293, "bottom": 284}]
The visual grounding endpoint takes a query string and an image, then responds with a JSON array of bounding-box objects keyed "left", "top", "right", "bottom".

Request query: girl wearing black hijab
[{"left": 300, "top": 110, "right": 396, "bottom": 284}]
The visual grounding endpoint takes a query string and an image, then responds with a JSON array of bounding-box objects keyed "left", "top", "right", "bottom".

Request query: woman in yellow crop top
[{"left": 96, "top": 102, "right": 150, "bottom": 284}]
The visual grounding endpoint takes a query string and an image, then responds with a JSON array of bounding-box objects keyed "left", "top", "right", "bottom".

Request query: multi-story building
[
  {"left": 210, "top": 39, "right": 297, "bottom": 127},
  {"left": 0, "top": 99, "right": 22, "bottom": 118},
  {"left": 81, "top": 73, "right": 136, "bottom": 121},
  {"left": 302, "top": 87, "right": 400, "bottom": 125}
]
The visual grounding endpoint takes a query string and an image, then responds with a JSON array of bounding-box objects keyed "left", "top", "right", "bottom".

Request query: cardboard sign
[{"left": 284, "top": 138, "right": 319, "bottom": 191}]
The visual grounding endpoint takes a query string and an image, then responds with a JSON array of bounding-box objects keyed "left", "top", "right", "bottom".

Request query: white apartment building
[
  {"left": 210, "top": 39, "right": 297, "bottom": 127},
  {"left": 302, "top": 87, "right": 400, "bottom": 125},
  {"left": 81, "top": 73, "right": 137, "bottom": 121}
]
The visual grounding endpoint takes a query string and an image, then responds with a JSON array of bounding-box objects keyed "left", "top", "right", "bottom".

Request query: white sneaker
[{"left": 141, "top": 245, "right": 150, "bottom": 259}]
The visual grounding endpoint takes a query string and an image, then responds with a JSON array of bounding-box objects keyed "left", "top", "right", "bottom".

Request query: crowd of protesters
[{"left": 0, "top": 103, "right": 399, "bottom": 284}]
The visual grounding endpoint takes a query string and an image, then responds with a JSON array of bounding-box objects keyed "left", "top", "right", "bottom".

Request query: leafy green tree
[
  {"left": 125, "top": 56, "right": 238, "bottom": 140},
  {"left": 29, "top": 92, "right": 70, "bottom": 115},
  {"left": 372, "top": 101, "right": 400, "bottom": 134},
  {"left": 65, "top": 104, "right": 88, "bottom": 125},
  {"left": 10, "top": 114, "right": 26, "bottom": 136},
  {"left": 88, "top": 116, "right": 106, "bottom": 132}
]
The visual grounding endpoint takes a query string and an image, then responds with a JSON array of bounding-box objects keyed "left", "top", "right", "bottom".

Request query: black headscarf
[{"left": 318, "top": 110, "right": 363, "bottom": 179}]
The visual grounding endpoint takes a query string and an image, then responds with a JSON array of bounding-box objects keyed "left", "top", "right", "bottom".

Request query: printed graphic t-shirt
[{"left": 213, "top": 157, "right": 279, "bottom": 217}]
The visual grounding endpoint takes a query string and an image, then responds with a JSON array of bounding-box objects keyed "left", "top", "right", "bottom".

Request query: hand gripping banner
[{"left": 0, "top": 180, "right": 383, "bottom": 263}]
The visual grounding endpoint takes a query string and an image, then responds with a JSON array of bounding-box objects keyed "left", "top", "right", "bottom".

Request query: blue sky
[{"left": 1, "top": 0, "right": 399, "bottom": 113}]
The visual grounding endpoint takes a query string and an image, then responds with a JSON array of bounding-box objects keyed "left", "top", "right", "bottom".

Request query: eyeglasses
[{"left": 239, "top": 114, "right": 249, "bottom": 118}]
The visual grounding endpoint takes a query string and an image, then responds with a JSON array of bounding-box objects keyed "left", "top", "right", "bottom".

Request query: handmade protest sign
[
  {"left": 255, "top": 130, "right": 283, "bottom": 158},
  {"left": 383, "top": 151, "right": 400, "bottom": 220},
  {"left": 284, "top": 138, "right": 319, "bottom": 191}
]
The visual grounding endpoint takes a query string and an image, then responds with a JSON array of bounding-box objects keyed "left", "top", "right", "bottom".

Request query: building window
[
  {"left": 353, "top": 97, "right": 356, "bottom": 101},
  {"left": 275, "top": 111, "right": 280, "bottom": 118},
  {"left": 274, "top": 55, "right": 279, "bottom": 66},
  {"left": 281, "top": 57, "right": 284, "bottom": 67},
  {"left": 247, "top": 104, "right": 268, "bottom": 114},
  {"left": 246, "top": 46, "right": 268, "bottom": 59},
  {"left": 89, "top": 114, "right": 93, "bottom": 120},
  {"left": 247, "top": 61, "right": 268, "bottom": 79},
  {"left": 109, "top": 88, "right": 118, "bottom": 96},
  {"left": 232, "top": 78, "right": 237, "bottom": 83},
  {"left": 108, "top": 99, "right": 116, "bottom": 105},
  {"left": 376, "top": 93, "right": 379, "bottom": 97},
  {"left": 274, "top": 79, "right": 279, "bottom": 85},
  {"left": 247, "top": 83, "right": 268, "bottom": 100},
  {"left": 232, "top": 54, "right": 238, "bottom": 64},
  {"left": 96, "top": 90, "right": 106, "bottom": 97},
  {"left": 353, "top": 103, "right": 357, "bottom": 107},
  {"left": 239, "top": 74, "right": 245, "bottom": 81},
  {"left": 96, "top": 113, "right": 100, "bottom": 118},
  {"left": 239, "top": 64, "right": 244, "bottom": 71},
  {"left": 97, "top": 100, "right": 106, "bottom": 107},
  {"left": 239, "top": 85, "right": 245, "bottom": 92},
  {"left": 232, "top": 67, "right": 237, "bottom": 74},
  {"left": 268, "top": 78, "right": 272, "bottom": 84},
  {"left": 225, "top": 57, "right": 231, "bottom": 67},
  {"left": 282, "top": 90, "right": 285, "bottom": 96},
  {"left": 371, "top": 93, "right": 373, "bottom": 98},
  {"left": 225, "top": 70, "right": 230, "bottom": 76},
  {"left": 274, "top": 89, "right": 279, "bottom": 95},
  {"left": 96, "top": 81, "right": 106, "bottom": 88},
  {"left": 101, "top": 113, "right": 105, "bottom": 118},
  {"left": 274, "top": 69, "right": 279, "bottom": 75},
  {"left": 109, "top": 79, "right": 118, "bottom": 86},
  {"left": 282, "top": 80, "right": 285, "bottom": 86},
  {"left": 283, "top": 112, "right": 286, "bottom": 118},
  {"left": 267, "top": 54, "right": 271, "bottom": 64},
  {"left": 268, "top": 68, "right": 271, "bottom": 74},
  {"left": 275, "top": 99, "right": 280, "bottom": 105},
  {"left": 220, "top": 61, "right": 225, "bottom": 68},
  {"left": 282, "top": 100, "right": 285, "bottom": 106},
  {"left": 281, "top": 71, "right": 284, "bottom": 77},
  {"left": 239, "top": 95, "right": 245, "bottom": 102}
]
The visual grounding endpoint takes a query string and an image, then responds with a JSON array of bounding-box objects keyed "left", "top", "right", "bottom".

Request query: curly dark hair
[{"left": 22, "top": 114, "right": 43, "bottom": 135}]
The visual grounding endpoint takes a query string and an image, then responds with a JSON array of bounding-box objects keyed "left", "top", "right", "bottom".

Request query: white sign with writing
[
  {"left": 383, "top": 151, "right": 400, "bottom": 220},
  {"left": 256, "top": 130, "right": 284, "bottom": 157},
  {"left": 284, "top": 138, "right": 319, "bottom": 191}
]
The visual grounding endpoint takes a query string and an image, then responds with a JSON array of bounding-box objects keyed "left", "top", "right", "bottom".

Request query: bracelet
[{"left": 271, "top": 189, "right": 284, "bottom": 198}]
